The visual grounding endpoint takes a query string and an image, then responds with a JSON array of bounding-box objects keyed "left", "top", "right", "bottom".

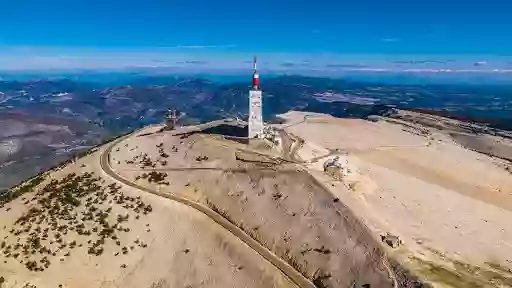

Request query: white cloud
[
  {"left": 172, "top": 45, "right": 236, "bottom": 49},
  {"left": 381, "top": 38, "right": 400, "bottom": 43},
  {"left": 346, "top": 68, "right": 390, "bottom": 72},
  {"left": 402, "top": 68, "right": 512, "bottom": 73}
]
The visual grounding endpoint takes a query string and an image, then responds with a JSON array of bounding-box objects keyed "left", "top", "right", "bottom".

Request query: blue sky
[{"left": 1, "top": 0, "right": 512, "bottom": 72}]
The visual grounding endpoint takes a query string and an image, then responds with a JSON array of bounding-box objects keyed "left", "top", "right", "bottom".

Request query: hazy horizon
[{"left": 2, "top": 0, "right": 512, "bottom": 77}]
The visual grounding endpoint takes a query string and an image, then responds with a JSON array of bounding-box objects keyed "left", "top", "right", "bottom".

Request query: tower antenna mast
[{"left": 252, "top": 56, "right": 259, "bottom": 90}]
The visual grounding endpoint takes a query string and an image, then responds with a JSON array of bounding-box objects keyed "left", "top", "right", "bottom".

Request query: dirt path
[{"left": 100, "top": 130, "right": 316, "bottom": 288}]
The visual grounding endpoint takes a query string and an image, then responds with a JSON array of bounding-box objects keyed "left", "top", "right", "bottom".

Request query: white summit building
[{"left": 249, "top": 56, "right": 264, "bottom": 138}]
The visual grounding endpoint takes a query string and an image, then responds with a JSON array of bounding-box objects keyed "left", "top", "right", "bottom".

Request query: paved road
[
  {"left": 278, "top": 130, "right": 293, "bottom": 161},
  {"left": 275, "top": 115, "right": 314, "bottom": 162},
  {"left": 119, "top": 167, "right": 303, "bottom": 174},
  {"left": 99, "top": 130, "right": 315, "bottom": 288}
]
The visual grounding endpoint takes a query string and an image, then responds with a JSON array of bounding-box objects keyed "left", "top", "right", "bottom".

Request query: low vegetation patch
[
  {"left": 0, "top": 172, "right": 152, "bottom": 272},
  {"left": 0, "top": 175, "right": 45, "bottom": 206}
]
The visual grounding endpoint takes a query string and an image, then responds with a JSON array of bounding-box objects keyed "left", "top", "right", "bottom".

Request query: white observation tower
[{"left": 249, "top": 56, "right": 264, "bottom": 138}]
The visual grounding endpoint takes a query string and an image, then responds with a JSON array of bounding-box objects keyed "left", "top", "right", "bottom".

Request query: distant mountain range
[{"left": 1, "top": 74, "right": 512, "bottom": 189}]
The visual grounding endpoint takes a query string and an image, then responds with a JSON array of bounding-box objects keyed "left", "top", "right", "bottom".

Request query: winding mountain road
[{"left": 99, "top": 130, "right": 315, "bottom": 288}]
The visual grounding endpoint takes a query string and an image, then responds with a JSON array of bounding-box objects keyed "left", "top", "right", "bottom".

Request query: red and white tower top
[{"left": 252, "top": 56, "right": 259, "bottom": 90}]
